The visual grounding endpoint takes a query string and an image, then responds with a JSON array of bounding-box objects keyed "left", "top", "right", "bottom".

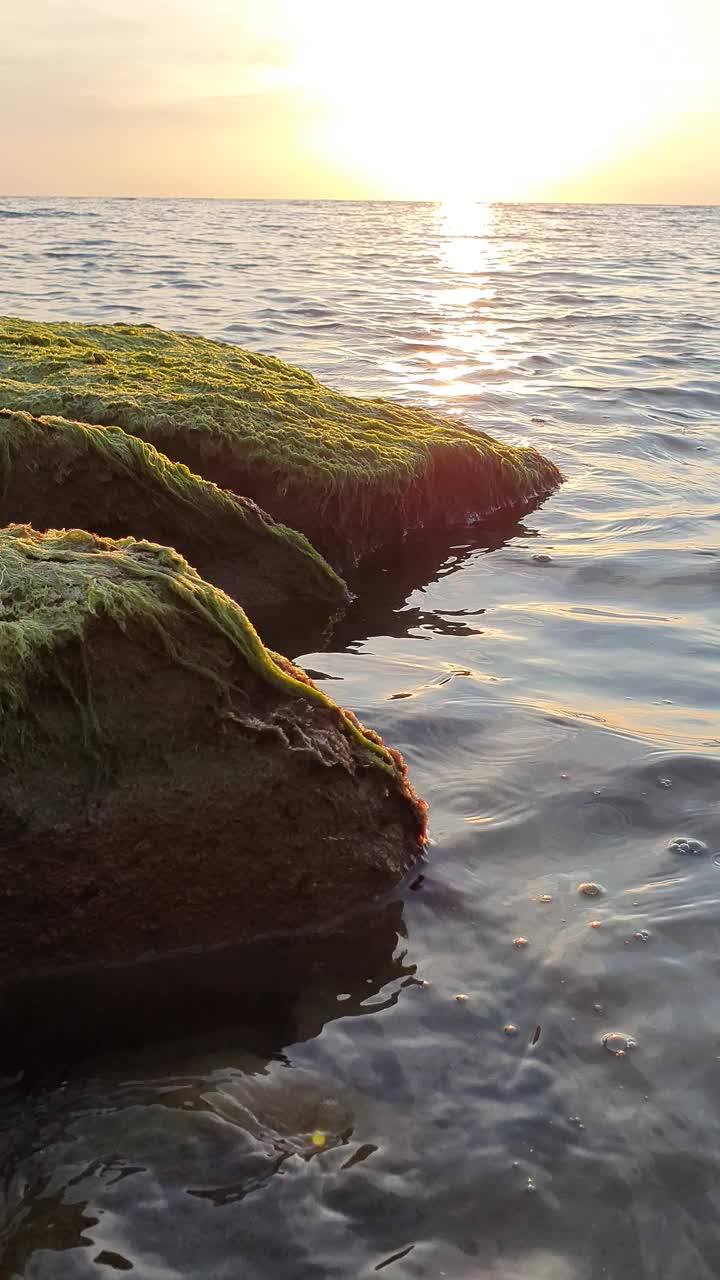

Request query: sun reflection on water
[
  {"left": 437, "top": 198, "right": 498, "bottom": 274},
  {"left": 425, "top": 200, "right": 517, "bottom": 400}
]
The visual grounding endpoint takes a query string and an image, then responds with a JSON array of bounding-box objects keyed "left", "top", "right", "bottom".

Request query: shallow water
[{"left": 1, "top": 198, "right": 720, "bottom": 1278}]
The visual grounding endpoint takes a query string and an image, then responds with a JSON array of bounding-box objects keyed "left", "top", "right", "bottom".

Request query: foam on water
[{"left": 0, "top": 198, "right": 719, "bottom": 1278}]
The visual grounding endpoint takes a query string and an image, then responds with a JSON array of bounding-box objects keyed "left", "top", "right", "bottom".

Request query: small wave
[{"left": 0, "top": 207, "right": 98, "bottom": 220}]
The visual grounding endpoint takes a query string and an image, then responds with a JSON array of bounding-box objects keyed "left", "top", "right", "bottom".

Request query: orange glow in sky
[{"left": 3, "top": 0, "right": 719, "bottom": 202}]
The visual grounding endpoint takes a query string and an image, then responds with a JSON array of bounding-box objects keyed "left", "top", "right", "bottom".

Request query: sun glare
[
  {"left": 279, "top": 0, "right": 717, "bottom": 203},
  {"left": 438, "top": 200, "right": 496, "bottom": 272}
]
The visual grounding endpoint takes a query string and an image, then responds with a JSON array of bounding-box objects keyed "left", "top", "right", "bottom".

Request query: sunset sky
[{"left": 3, "top": 0, "right": 719, "bottom": 203}]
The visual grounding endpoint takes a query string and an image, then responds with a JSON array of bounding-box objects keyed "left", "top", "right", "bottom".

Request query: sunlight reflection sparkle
[{"left": 428, "top": 201, "right": 517, "bottom": 397}]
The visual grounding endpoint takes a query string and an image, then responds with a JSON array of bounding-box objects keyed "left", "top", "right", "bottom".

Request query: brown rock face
[
  {"left": 0, "top": 527, "right": 426, "bottom": 989},
  {"left": 0, "top": 408, "right": 350, "bottom": 651},
  {"left": 0, "top": 318, "right": 563, "bottom": 570}
]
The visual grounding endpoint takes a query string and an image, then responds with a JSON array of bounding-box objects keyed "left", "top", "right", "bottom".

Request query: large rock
[
  {"left": 0, "top": 317, "right": 563, "bottom": 567},
  {"left": 0, "top": 407, "right": 349, "bottom": 648},
  {"left": 0, "top": 526, "right": 426, "bottom": 986}
]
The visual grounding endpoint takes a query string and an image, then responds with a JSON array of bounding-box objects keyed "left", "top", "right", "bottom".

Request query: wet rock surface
[
  {"left": 0, "top": 317, "right": 563, "bottom": 568},
  {"left": 0, "top": 526, "right": 425, "bottom": 987},
  {"left": 0, "top": 408, "right": 349, "bottom": 649}
]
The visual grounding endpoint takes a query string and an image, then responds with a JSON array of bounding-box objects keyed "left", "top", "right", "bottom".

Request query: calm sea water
[{"left": 1, "top": 198, "right": 720, "bottom": 1279}]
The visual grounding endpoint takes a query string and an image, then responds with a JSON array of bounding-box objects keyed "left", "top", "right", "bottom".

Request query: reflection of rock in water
[
  {"left": 324, "top": 516, "right": 539, "bottom": 650},
  {"left": 0, "top": 900, "right": 413, "bottom": 1276},
  {"left": 0, "top": 1176, "right": 100, "bottom": 1279},
  {"left": 0, "top": 1053, "right": 360, "bottom": 1273},
  {"left": 1, "top": 899, "right": 413, "bottom": 1073}
]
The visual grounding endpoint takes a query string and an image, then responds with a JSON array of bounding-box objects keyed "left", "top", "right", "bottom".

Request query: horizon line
[{"left": 1, "top": 194, "right": 719, "bottom": 209}]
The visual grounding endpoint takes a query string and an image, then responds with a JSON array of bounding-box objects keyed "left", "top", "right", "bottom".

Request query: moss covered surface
[
  {"left": 0, "top": 317, "right": 563, "bottom": 566},
  {"left": 0, "top": 408, "right": 348, "bottom": 642},
  {"left": 0, "top": 526, "right": 426, "bottom": 980}
]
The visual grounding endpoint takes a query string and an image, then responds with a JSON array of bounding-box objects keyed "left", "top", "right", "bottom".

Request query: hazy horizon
[
  {"left": 4, "top": 193, "right": 717, "bottom": 206},
  {"left": 3, "top": 0, "right": 719, "bottom": 205},
  {"left": 3, "top": 194, "right": 720, "bottom": 208}
]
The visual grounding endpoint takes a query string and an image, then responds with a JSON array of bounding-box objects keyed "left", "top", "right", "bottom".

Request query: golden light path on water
[
  {"left": 427, "top": 201, "right": 516, "bottom": 400},
  {"left": 374, "top": 198, "right": 720, "bottom": 751}
]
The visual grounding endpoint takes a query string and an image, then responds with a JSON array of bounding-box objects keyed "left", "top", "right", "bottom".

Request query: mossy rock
[
  {"left": 0, "top": 317, "right": 563, "bottom": 567},
  {"left": 0, "top": 407, "right": 349, "bottom": 648},
  {"left": 0, "top": 526, "right": 426, "bottom": 983}
]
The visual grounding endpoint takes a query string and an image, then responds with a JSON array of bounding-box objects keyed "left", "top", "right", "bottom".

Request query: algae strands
[{"left": 0, "top": 318, "right": 563, "bottom": 567}]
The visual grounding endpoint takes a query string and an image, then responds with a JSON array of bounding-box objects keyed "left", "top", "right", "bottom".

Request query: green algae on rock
[
  {"left": 0, "top": 525, "right": 426, "bottom": 982},
  {"left": 0, "top": 317, "right": 563, "bottom": 567},
  {"left": 0, "top": 407, "right": 349, "bottom": 646}
]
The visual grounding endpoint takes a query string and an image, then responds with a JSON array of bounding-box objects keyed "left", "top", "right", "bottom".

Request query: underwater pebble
[
  {"left": 568, "top": 1115, "right": 585, "bottom": 1130},
  {"left": 602, "top": 1031, "right": 636, "bottom": 1057},
  {"left": 657, "top": 777, "right": 673, "bottom": 789},
  {"left": 593, "top": 1002, "right": 604, "bottom": 1014},
  {"left": 634, "top": 929, "right": 651, "bottom": 942},
  {"left": 539, "top": 894, "right": 553, "bottom": 903},
  {"left": 532, "top": 554, "right": 551, "bottom": 564},
  {"left": 589, "top": 920, "right": 603, "bottom": 929},
  {"left": 525, "top": 1177, "right": 537, "bottom": 1193},
  {"left": 577, "top": 882, "right": 604, "bottom": 897},
  {"left": 513, "top": 937, "right": 529, "bottom": 948},
  {"left": 504, "top": 1023, "right": 519, "bottom": 1036},
  {"left": 454, "top": 993, "right": 468, "bottom": 1002},
  {"left": 667, "top": 836, "right": 708, "bottom": 857}
]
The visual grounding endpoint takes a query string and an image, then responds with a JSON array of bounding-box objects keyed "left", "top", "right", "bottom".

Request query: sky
[{"left": 2, "top": 0, "right": 719, "bottom": 203}]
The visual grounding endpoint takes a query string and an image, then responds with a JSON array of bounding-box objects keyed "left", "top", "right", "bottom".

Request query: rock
[
  {"left": 0, "top": 526, "right": 426, "bottom": 986},
  {"left": 0, "top": 408, "right": 349, "bottom": 649},
  {"left": 0, "top": 318, "right": 564, "bottom": 568}
]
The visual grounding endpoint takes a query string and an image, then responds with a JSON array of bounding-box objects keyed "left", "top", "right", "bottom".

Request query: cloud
[
  {"left": 2, "top": 0, "right": 294, "bottom": 106},
  {"left": 0, "top": 0, "right": 332, "bottom": 195}
]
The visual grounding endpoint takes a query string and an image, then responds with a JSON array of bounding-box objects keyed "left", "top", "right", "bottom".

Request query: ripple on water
[{"left": 0, "top": 199, "right": 719, "bottom": 1278}]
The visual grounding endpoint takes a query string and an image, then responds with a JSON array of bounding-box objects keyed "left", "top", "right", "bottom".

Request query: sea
[{"left": 1, "top": 198, "right": 719, "bottom": 1279}]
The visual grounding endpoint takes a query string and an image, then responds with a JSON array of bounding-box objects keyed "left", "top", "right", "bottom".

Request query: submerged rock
[
  {"left": 0, "top": 317, "right": 563, "bottom": 567},
  {"left": 0, "top": 408, "right": 349, "bottom": 646},
  {"left": 0, "top": 526, "right": 426, "bottom": 985}
]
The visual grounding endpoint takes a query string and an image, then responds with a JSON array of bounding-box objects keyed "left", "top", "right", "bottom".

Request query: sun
[{"left": 276, "top": 0, "right": 709, "bottom": 203}]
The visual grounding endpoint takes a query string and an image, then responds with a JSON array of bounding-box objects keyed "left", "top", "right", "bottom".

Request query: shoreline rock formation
[
  {"left": 0, "top": 526, "right": 426, "bottom": 987},
  {"left": 0, "top": 315, "right": 564, "bottom": 1011},
  {"left": 0, "top": 317, "right": 563, "bottom": 568},
  {"left": 0, "top": 407, "right": 349, "bottom": 648}
]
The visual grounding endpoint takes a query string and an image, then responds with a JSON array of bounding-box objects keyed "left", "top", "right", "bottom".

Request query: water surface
[{"left": 1, "top": 198, "right": 719, "bottom": 1278}]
